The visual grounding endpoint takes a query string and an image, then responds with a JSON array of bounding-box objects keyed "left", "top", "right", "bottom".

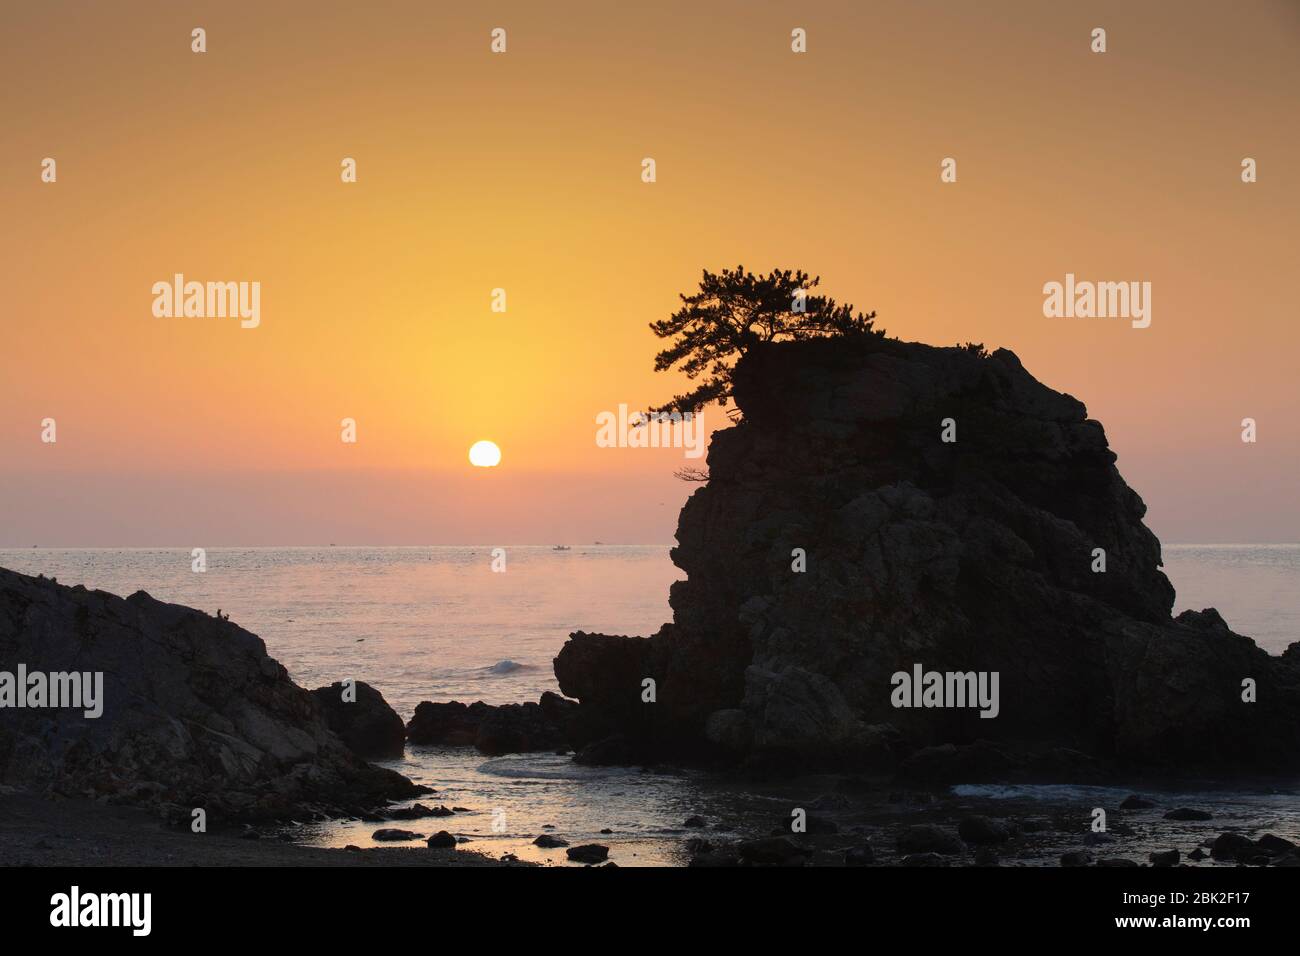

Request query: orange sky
[{"left": 2, "top": 0, "right": 1297, "bottom": 545}]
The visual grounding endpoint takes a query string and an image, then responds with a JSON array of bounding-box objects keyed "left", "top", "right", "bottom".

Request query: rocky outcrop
[
  {"left": 406, "top": 700, "right": 490, "bottom": 746},
  {"left": 310, "top": 680, "right": 406, "bottom": 759},
  {"left": 0, "top": 569, "right": 421, "bottom": 823},
  {"left": 554, "top": 336, "right": 1300, "bottom": 774},
  {"left": 406, "top": 692, "right": 575, "bottom": 755}
]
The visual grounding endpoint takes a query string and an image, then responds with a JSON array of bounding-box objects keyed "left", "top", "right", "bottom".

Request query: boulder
[
  {"left": 371, "top": 828, "right": 422, "bottom": 841},
  {"left": 426, "top": 831, "right": 456, "bottom": 849},
  {"left": 310, "top": 681, "right": 406, "bottom": 759},
  {"left": 0, "top": 569, "right": 419, "bottom": 823},
  {"left": 1257, "top": 834, "right": 1298, "bottom": 856},
  {"left": 566, "top": 843, "right": 610, "bottom": 864},
  {"left": 1211, "top": 832, "right": 1257, "bottom": 860}
]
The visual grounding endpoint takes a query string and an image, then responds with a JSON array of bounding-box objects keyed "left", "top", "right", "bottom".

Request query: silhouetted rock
[
  {"left": 384, "top": 803, "right": 440, "bottom": 820},
  {"left": 310, "top": 681, "right": 406, "bottom": 759},
  {"left": 0, "top": 568, "right": 420, "bottom": 823},
  {"left": 551, "top": 337, "right": 1300, "bottom": 773},
  {"left": 1149, "top": 849, "right": 1180, "bottom": 867},
  {"left": 1256, "top": 834, "right": 1298, "bottom": 856},
  {"left": 405, "top": 697, "right": 573, "bottom": 755},
  {"left": 532, "top": 834, "right": 569, "bottom": 848},
  {"left": 1212, "top": 832, "right": 1256, "bottom": 860},
  {"left": 1060, "top": 850, "right": 1093, "bottom": 867},
  {"left": 475, "top": 702, "right": 565, "bottom": 756},
  {"left": 566, "top": 843, "right": 610, "bottom": 864},
  {"left": 371, "top": 828, "right": 422, "bottom": 841},
  {"left": 426, "top": 831, "right": 456, "bottom": 849},
  {"left": 405, "top": 701, "right": 491, "bottom": 746}
]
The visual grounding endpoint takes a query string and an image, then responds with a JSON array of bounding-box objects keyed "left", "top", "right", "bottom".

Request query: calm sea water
[{"left": 2, "top": 544, "right": 1296, "bottom": 865}]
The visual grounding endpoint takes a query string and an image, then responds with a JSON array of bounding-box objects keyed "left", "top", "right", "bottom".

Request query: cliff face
[
  {"left": 556, "top": 337, "right": 1300, "bottom": 773},
  {"left": 0, "top": 569, "right": 418, "bottom": 822}
]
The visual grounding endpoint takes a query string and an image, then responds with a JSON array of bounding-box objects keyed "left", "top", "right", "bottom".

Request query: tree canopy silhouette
[{"left": 648, "top": 266, "right": 882, "bottom": 417}]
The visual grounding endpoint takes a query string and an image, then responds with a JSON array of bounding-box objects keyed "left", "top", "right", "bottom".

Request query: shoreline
[
  {"left": 0, "top": 791, "right": 527, "bottom": 867},
  {"left": 9, "top": 767, "right": 1299, "bottom": 868}
]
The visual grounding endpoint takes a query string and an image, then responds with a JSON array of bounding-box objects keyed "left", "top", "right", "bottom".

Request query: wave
[{"left": 485, "top": 660, "right": 530, "bottom": 675}]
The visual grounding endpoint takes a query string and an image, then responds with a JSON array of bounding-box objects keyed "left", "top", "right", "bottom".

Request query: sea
[{"left": 2, "top": 544, "right": 1296, "bottom": 866}]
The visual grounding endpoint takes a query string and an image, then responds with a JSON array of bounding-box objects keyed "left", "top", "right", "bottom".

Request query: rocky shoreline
[{"left": 4, "top": 337, "right": 1300, "bottom": 867}]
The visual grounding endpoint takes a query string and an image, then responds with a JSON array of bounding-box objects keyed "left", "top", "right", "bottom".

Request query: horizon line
[{"left": 2, "top": 542, "right": 1298, "bottom": 551}]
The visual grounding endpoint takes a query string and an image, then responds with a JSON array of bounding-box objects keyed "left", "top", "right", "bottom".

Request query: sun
[{"left": 468, "top": 440, "right": 502, "bottom": 468}]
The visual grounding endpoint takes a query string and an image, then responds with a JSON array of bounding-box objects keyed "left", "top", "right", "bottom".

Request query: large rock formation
[
  {"left": 555, "top": 336, "right": 1300, "bottom": 774},
  {"left": 0, "top": 569, "right": 421, "bottom": 823}
]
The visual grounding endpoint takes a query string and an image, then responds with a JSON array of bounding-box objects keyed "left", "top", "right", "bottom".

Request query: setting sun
[{"left": 468, "top": 440, "right": 502, "bottom": 468}]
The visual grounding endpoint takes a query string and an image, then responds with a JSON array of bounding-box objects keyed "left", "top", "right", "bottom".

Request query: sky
[{"left": 1, "top": 0, "right": 1297, "bottom": 545}]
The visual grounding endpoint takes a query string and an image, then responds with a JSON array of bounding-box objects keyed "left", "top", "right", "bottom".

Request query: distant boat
[{"left": 553, "top": 545, "right": 571, "bottom": 551}]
